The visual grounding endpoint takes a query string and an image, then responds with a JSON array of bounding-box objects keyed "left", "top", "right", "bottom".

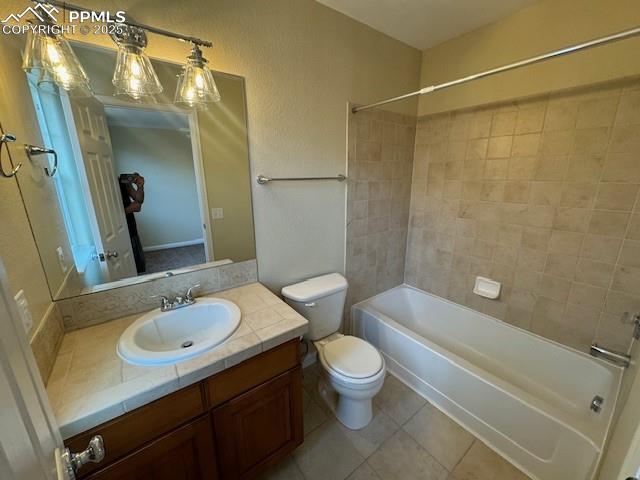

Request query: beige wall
[
  {"left": 197, "top": 74, "right": 256, "bottom": 262},
  {"left": 57, "top": 0, "right": 422, "bottom": 290},
  {"left": 418, "top": 0, "right": 640, "bottom": 116},
  {"left": 407, "top": 78, "right": 640, "bottom": 353},
  {"left": 0, "top": 35, "right": 62, "bottom": 332}
]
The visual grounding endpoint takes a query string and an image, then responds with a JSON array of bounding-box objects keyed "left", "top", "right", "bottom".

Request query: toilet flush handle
[{"left": 305, "top": 302, "right": 316, "bottom": 307}]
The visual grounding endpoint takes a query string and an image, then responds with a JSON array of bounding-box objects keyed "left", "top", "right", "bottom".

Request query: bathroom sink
[{"left": 117, "top": 298, "right": 241, "bottom": 366}]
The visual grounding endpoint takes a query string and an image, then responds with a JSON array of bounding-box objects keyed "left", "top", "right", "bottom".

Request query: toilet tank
[{"left": 281, "top": 273, "right": 348, "bottom": 341}]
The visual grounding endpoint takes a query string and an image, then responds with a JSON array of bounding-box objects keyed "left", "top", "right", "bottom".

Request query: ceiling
[
  {"left": 316, "top": 0, "right": 537, "bottom": 50},
  {"left": 105, "top": 106, "right": 190, "bottom": 131}
]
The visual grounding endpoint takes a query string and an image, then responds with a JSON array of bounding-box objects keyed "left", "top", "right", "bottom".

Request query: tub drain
[{"left": 181, "top": 340, "right": 194, "bottom": 348}]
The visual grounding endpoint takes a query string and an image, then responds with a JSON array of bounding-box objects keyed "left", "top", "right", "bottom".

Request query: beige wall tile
[
  {"left": 534, "top": 155, "right": 569, "bottom": 181},
  {"left": 559, "top": 183, "right": 597, "bottom": 208},
  {"left": 515, "top": 106, "right": 546, "bottom": 134},
  {"left": 616, "top": 90, "right": 640, "bottom": 126},
  {"left": 491, "top": 111, "right": 517, "bottom": 136},
  {"left": 611, "top": 265, "right": 640, "bottom": 294},
  {"left": 581, "top": 235, "right": 622, "bottom": 263},
  {"left": 529, "top": 182, "right": 562, "bottom": 206},
  {"left": 588, "top": 211, "right": 630, "bottom": 237},
  {"left": 628, "top": 214, "right": 640, "bottom": 240},
  {"left": 576, "top": 97, "right": 619, "bottom": 129},
  {"left": 404, "top": 81, "right": 640, "bottom": 352},
  {"left": 574, "top": 259, "right": 615, "bottom": 288},
  {"left": 512, "top": 134, "right": 540, "bottom": 157},
  {"left": 603, "top": 153, "right": 640, "bottom": 183},
  {"left": 595, "top": 183, "right": 639, "bottom": 211},
  {"left": 487, "top": 136, "right": 513, "bottom": 159},
  {"left": 619, "top": 240, "right": 640, "bottom": 268},
  {"left": 565, "top": 154, "right": 604, "bottom": 182},
  {"left": 568, "top": 282, "right": 607, "bottom": 309}
]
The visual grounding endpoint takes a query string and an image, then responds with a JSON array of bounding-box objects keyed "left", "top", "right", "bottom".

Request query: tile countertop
[{"left": 46, "top": 283, "right": 308, "bottom": 439}]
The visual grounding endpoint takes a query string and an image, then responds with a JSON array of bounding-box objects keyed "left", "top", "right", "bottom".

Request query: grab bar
[
  {"left": 25, "top": 145, "right": 58, "bottom": 177},
  {"left": 257, "top": 174, "right": 346, "bottom": 185}
]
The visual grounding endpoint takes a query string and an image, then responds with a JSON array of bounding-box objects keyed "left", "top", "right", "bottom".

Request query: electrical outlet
[
  {"left": 56, "top": 246, "right": 68, "bottom": 274},
  {"left": 211, "top": 207, "right": 224, "bottom": 220},
  {"left": 14, "top": 290, "right": 33, "bottom": 334}
]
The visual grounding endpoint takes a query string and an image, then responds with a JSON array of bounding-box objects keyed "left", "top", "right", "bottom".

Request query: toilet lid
[{"left": 323, "top": 336, "right": 383, "bottom": 379}]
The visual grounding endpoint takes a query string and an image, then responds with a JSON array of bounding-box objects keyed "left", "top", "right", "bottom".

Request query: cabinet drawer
[
  {"left": 86, "top": 415, "right": 217, "bottom": 480},
  {"left": 68, "top": 384, "right": 205, "bottom": 478},
  {"left": 206, "top": 339, "right": 299, "bottom": 408}
]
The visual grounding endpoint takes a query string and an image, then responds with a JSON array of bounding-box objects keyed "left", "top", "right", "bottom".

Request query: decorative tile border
[
  {"left": 57, "top": 259, "right": 258, "bottom": 331},
  {"left": 30, "top": 302, "right": 64, "bottom": 383}
]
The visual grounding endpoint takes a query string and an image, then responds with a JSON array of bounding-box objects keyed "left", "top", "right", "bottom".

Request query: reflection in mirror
[{"left": 18, "top": 42, "right": 255, "bottom": 299}]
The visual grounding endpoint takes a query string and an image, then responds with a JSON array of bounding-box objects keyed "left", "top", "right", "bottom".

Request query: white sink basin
[{"left": 117, "top": 298, "right": 241, "bottom": 366}]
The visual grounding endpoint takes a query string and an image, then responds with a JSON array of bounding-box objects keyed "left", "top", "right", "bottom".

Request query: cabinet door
[
  {"left": 212, "top": 367, "right": 303, "bottom": 479},
  {"left": 87, "top": 416, "right": 217, "bottom": 480}
]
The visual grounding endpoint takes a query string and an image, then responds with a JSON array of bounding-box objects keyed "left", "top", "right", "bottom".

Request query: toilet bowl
[
  {"left": 281, "top": 273, "right": 385, "bottom": 430},
  {"left": 315, "top": 334, "right": 385, "bottom": 429}
]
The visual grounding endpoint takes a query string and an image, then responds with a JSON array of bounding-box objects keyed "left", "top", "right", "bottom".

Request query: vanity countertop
[{"left": 46, "top": 282, "right": 308, "bottom": 439}]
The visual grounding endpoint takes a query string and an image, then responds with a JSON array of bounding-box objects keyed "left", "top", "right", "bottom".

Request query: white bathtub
[{"left": 352, "top": 285, "right": 622, "bottom": 480}]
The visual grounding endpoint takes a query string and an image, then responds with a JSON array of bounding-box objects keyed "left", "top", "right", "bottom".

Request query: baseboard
[{"left": 143, "top": 239, "right": 204, "bottom": 252}]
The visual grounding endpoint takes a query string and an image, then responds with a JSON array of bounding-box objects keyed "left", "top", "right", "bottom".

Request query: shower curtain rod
[{"left": 352, "top": 25, "right": 640, "bottom": 114}]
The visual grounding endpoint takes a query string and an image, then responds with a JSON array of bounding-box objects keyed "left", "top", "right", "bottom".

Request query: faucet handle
[
  {"left": 185, "top": 284, "right": 201, "bottom": 301},
  {"left": 151, "top": 294, "right": 171, "bottom": 310}
]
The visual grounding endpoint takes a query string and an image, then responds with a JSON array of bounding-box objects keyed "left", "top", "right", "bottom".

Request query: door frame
[
  {"left": 94, "top": 96, "right": 214, "bottom": 262},
  {"left": 59, "top": 92, "right": 111, "bottom": 281}
]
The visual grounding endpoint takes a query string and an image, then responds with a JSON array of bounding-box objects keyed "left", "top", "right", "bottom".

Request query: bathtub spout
[{"left": 590, "top": 343, "right": 631, "bottom": 368}]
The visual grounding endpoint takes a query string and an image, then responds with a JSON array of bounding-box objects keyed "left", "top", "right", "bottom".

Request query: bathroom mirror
[{"left": 15, "top": 41, "right": 256, "bottom": 300}]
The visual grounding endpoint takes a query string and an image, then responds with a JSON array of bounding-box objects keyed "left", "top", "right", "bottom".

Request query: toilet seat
[{"left": 318, "top": 336, "right": 384, "bottom": 385}]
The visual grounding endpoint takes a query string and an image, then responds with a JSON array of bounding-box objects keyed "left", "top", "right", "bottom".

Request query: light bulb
[
  {"left": 111, "top": 26, "right": 162, "bottom": 99},
  {"left": 23, "top": 29, "right": 91, "bottom": 93},
  {"left": 175, "top": 44, "right": 221, "bottom": 109}
]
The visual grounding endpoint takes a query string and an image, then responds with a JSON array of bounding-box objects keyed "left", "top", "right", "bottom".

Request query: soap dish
[{"left": 473, "top": 276, "right": 501, "bottom": 300}]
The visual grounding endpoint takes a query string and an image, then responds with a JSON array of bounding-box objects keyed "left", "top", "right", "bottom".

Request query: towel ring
[{"left": 0, "top": 132, "right": 22, "bottom": 178}]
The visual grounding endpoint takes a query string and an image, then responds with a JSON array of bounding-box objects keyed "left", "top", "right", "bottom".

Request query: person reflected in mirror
[{"left": 119, "top": 172, "right": 146, "bottom": 274}]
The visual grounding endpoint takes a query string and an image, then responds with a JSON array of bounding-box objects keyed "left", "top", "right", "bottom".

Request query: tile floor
[
  {"left": 260, "top": 363, "right": 530, "bottom": 480},
  {"left": 143, "top": 244, "right": 206, "bottom": 274}
]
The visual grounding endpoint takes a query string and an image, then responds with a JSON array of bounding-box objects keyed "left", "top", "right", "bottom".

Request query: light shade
[
  {"left": 111, "top": 26, "right": 162, "bottom": 100},
  {"left": 175, "top": 45, "right": 221, "bottom": 109},
  {"left": 22, "top": 28, "right": 91, "bottom": 92}
]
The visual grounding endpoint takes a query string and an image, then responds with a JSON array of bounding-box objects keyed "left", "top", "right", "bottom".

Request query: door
[
  {"left": 0, "top": 260, "right": 66, "bottom": 480},
  {"left": 61, "top": 94, "right": 137, "bottom": 282},
  {"left": 88, "top": 416, "right": 217, "bottom": 480},
  {"left": 212, "top": 368, "right": 303, "bottom": 479}
]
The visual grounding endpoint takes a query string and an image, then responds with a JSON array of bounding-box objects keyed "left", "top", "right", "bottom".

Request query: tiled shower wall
[
  {"left": 345, "top": 108, "right": 416, "bottom": 320},
  {"left": 405, "top": 79, "right": 640, "bottom": 353}
]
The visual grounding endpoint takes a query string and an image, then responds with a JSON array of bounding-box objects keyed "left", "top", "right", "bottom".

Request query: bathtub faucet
[{"left": 590, "top": 343, "right": 631, "bottom": 368}]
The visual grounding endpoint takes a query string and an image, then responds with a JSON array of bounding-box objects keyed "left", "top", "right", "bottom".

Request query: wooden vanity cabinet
[{"left": 69, "top": 339, "right": 303, "bottom": 480}]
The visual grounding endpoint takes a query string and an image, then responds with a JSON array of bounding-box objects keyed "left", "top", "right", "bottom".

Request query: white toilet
[{"left": 282, "top": 273, "right": 385, "bottom": 430}]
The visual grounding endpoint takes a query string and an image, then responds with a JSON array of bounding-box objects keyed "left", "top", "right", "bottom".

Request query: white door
[
  {"left": 0, "top": 259, "right": 66, "bottom": 479},
  {"left": 61, "top": 95, "right": 137, "bottom": 282}
]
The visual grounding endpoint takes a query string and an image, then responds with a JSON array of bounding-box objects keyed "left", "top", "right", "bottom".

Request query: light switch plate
[
  {"left": 14, "top": 290, "right": 33, "bottom": 334},
  {"left": 211, "top": 207, "right": 224, "bottom": 220}
]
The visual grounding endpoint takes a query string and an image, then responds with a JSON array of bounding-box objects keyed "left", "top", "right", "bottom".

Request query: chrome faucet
[
  {"left": 590, "top": 344, "right": 631, "bottom": 368},
  {"left": 152, "top": 284, "right": 201, "bottom": 312}
]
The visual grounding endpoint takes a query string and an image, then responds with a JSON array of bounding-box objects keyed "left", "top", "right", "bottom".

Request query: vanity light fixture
[
  {"left": 111, "top": 25, "right": 162, "bottom": 100},
  {"left": 22, "top": 19, "right": 91, "bottom": 93},
  {"left": 175, "top": 44, "right": 221, "bottom": 109}
]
